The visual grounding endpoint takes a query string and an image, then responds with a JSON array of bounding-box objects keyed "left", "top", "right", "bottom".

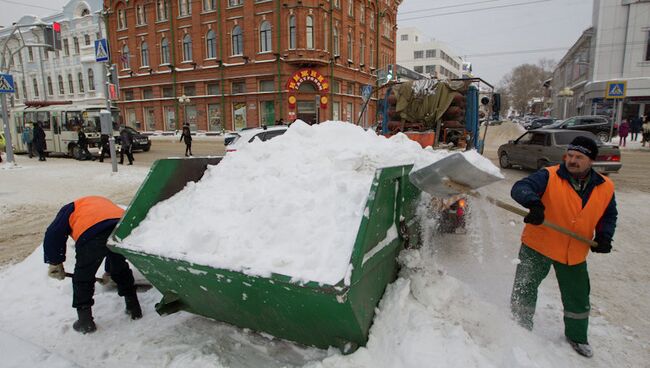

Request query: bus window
[
  {"left": 24, "top": 112, "right": 37, "bottom": 128},
  {"left": 37, "top": 112, "right": 51, "bottom": 130},
  {"left": 64, "top": 111, "right": 83, "bottom": 132}
]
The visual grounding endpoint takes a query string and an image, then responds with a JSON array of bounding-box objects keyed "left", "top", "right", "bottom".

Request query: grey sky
[{"left": 0, "top": 0, "right": 593, "bottom": 85}]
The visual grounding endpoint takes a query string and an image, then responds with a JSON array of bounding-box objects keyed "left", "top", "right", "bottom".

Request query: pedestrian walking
[
  {"left": 77, "top": 126, "right": 95, "bottom": 161},
  {"left": 21, "top": 125, "right": 34, "bottom": 158},
  {"left": 98, "top": 133, "right": 110, "bottom": 162},
  {"left": 33, "top": 122, "right": 47, "bottom": 161},
  {"left": 641, "top": 116, "right": 650, "bottom": 147},
  {"left": 180, "top": 124, "right": 193, "bottom": 156},
  {"left": 510, "top": 135, "right": 617, "bottom": 358},
  {"left": 119, "top": 126, "right": 134, "bottom": 165},
  {"left": 618, "top": 119, "right": 629, "bottom": 147},
  {"left": 630, "top": 116, "right": 643, "bottom": 141},
  {"left": 44, "top": 196, "right": 142, "bottom": 334}
]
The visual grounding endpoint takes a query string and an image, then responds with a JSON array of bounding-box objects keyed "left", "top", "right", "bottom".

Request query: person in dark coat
[
  {"left": 77, "top": 126, "right": 95, "bottom": 161},
  {"left": 630, "top": 116, "right": 643, "bottom": 141},
  {"left": 119, "top": 126, "right": 134, "bottom": 165},
  {"left": 32, "top": 122, "right": 47, "bottom": 161},
  {"left": 98, "top": 134, "right": 110, "bottom": 162},
  {"left": 44, "top": 196, "right": 142, "bottom": 334},
  {"left": 180, "top": 124, "right": 193, "bottom": 156}
]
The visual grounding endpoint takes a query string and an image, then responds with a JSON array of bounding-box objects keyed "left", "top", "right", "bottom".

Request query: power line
[
  {"left": 398, "top": 0, "right": 552, "bottom": 22},
  {"left": 399, "top": 0, "right": 503, "bottom": 15},
  {"left": 0, "top": 0, "right": 58, "bottom": 12},
  {"left": 461, "top": 40, "right": 649, "bottom": 59}
]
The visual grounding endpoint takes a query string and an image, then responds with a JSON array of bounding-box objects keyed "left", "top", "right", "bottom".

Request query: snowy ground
[{"left": 1, "top": 123, "right": 649, "bottom": 367}]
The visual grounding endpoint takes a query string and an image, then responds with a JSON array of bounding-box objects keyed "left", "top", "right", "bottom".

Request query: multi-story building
[
  {"left": 104, "top": 0, "right": 401, "bottom": 132},
  {"left": 0, "top": 0, "right": 108, "bottom": 108},
  {"left": 552, "top": 0, "right": 650, "bottom": 120},
  {"left": 396, "top": 27, "right": 463, "bottom": 80}
]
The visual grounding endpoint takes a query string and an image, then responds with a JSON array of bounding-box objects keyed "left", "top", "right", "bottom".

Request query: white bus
[{"left": 11, "top": 103, "right": 121, "bottom": 157}]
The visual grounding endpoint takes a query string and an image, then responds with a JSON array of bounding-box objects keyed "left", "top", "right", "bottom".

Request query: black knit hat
[{"left": 567, "top": 136, "right": 598, "bottom": 160}]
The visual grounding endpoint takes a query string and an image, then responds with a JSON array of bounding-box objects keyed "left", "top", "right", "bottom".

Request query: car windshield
[
  {"left": 544, "top": 120, "right": 564, "bottom": 128},
  {"left": 554, "top": 131, "right": 600, "bottom": 145}
]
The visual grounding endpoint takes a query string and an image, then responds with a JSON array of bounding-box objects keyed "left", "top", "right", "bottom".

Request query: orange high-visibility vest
[
  {"left": 69, "top": 196, "right": 124, "bottom": 241},
  {"left": 521, "top": 166, "right": 614, "bottom": 265}
]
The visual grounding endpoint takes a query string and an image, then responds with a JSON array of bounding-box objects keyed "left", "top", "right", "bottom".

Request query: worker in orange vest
[
  {"left": 510, "top": 136, "right": 617, "bottom": 358},
  {"left": 43, "top": 196, "right": 142, "bottom": 334}
]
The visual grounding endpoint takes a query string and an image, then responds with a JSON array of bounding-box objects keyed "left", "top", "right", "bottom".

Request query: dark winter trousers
[
  {"left": 72, "top": 228, "right": 136, "bottom": 309},
  {"left": 510, "top": 244, "right": 590, "bottom": 344},
  {"left": 184, "top": 142, "right": 192, "bottom": 156},
  {"left": 120, "top": 145, "right": 134, "bottom": 164}
]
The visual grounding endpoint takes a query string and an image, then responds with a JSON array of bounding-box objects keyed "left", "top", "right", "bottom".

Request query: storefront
[{"left": 286, "top": 69, "right": 329, "bottom": 125}]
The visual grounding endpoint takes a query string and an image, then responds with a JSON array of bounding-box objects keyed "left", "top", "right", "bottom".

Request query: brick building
[{"left": 104, "top": 0, "right": 401, "bottom": 132}]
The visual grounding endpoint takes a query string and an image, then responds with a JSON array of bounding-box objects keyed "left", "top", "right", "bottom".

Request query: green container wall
[{"left": 109, "top": 157, "right": 421, "bottom": 352}]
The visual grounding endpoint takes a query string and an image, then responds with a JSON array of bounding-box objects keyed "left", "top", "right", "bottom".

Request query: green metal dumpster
[{"left": 109, "top": 157, "right": 422, "bottom": 352}]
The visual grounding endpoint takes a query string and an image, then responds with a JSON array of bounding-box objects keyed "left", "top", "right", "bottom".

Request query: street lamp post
[{"left": 178, "top": 94, "right": 190, "bottom": 130}]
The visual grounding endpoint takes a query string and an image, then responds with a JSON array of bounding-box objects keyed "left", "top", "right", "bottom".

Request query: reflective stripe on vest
[
  {"left": 521, "top": 166, "right": 614, "bottom": 265},
  {"left": 69, "top": 196, "right": 125, "bottom": 241}
]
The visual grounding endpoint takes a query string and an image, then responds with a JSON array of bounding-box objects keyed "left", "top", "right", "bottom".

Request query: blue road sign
[
  {"left": 605, "top": 81, "right": 626, "bottom": 99},
  {"left": 362, "top": 84, "right": 373, "bottom": 102},
  {"left": 0, "top": 73, "right": 15, "bottom": 93},
  {"left": 95, "top": 39, "right": 109, "bottom": 62}
]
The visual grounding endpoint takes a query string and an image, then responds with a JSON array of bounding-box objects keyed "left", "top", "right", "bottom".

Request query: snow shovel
[
  {"left": 409, "top": 153, "right": 598, "bottom": 247},
  {"left": 65, "top": 272, "right": 153, "bottom": 292}
]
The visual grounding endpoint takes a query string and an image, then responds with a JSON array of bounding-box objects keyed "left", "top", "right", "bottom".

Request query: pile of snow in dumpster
[{"left": 120, "top": 121, "right": 500, "bottom": 285}]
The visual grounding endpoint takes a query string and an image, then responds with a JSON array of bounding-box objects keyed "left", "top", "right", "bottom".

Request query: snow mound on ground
[{"left": 120, "top": 121, "right": 492, "bottom": 285}]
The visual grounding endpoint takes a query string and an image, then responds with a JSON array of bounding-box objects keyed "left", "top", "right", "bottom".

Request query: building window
[
  {"left": 207, "top": 82, "right": 220, "bottom": 95},
  {"left": 323, "top": 17, "right": 328, "bottom": 51},
  {"left": 414, "top": 50, "right": 423, "bottom": 59},
  {"left": 63, "top": 39, "right": 70, "bottom": 56},
  {"left": 426, "top": 49, "right": 436, "bottom": 58},
  {"left": 260, "top": 21, "right": 272, "bottom": 53},
  {"left": 233, "top": 102, "right": 246, "bottom": 130},
  {"left": 118, "top": 8, "right": 127, "bottom": 29},
  {"left": 646, "top": 31, "right": 650, "bottom": 61},
  {"left": 333, "top": 0, "right": 340, "bottom": 8},
  {"left": 331, "top": 80, "right": 340, "bottom": 93},
  {"left": 183, "top": 34, "right": 192, "bottom": 61},
  {"left": 143, "top": 88, "right": 154, "bottom": 99},
  {"left": 347, "top": 32, "right": 353, "bottom": 61},
  {"left": 179, "top": 0, "right": 191, "bottom": 16},
  {"left": 231, "top": 26, "right": 243, "bottom": 56},
  {"left": 141, "top": 42, "right": 150, "bottom": 67},
  {"left": 203, "top": 0, "right": 216, "bottom": 11},
  {"left": 208, "top": 103, "right": 222, "bottom": 131},
  {"left": 78, "top": 72, "right": 85, "bottom": 93},
  {"left": 47, "top": 77, "right": 53, "bottom": 95},
  {"left": 84, "top": 34, "right": 91, "bottom": 46},
  {"left": 401, "top": 34, "right": 408, "bottom": 41},
  {"left": 32, "top": 78, "right": 39, "bottom": 97},
  {"left": 288, "top": 15, "right": 296, "bottom": 49},
  {"left": 122, "top": 45, "right": 130, "bottom": 69},
  {"left": 161, "top": 38, "right": 170, "bottom": 64},
  {"left": 425, "top": 65, "right": 435, "bottom": 74},
  {"left": 360, "top": 4, "right": 365, "bottom": 23},
  {"left": 332, "top": 101, "right": 340, "bottom": 121},
  {"left": 346, "top": 102, "right": 353, "bottom": 123},
  {"left": 206, "top": 30, "right": 217, "bottom": 58},
  {"left": 163, "top": 86, "right": 174, "bottom": 97},
  {"left": 157, "top": 0, "right": 168, "bottom": 21},
  {"left": 359, "top": 35, "right": 365, "bottom": 65},
  {"left": 58, "top": 75, "right": 64, "bottom": 95},
  {"left": 232, "top": 81, "right": 246, "bottom": 94},
  {"left": 229, "top": 0, "right": 243, "bottom": 6},
  {"left": 87, "top": 69, "right": 95, "bottom": 91},
  {"left": 136, "top": 4, "right": 147, "bottom": 25},
  {"left": 369, "top": 41, "right": 374, "bottom": 68},
  {"left": 306, "top": 16, "right": 314, "bottom": 50},
  {"left": 125, "top": 90, "right": 134, "bottom": 101},
  {"left": 67, "top": 74, "right": 74, "bottom": 94},
  {"left": 348, "top": 0, "right": 354, "bottom": 17},
  {"left": 370, "top": 12, "right": 374, "bottom": 30},
  {"left": 333, "top": 27, "right": 340, "bottom": 56},
  {"left": 259, "top": 80, "right": 274, "bottom": 92},
  {"left": 184, "top": 84, "right": 196, "bottom": 96},
  {"left": 28, "top": 47, "right": 34, "bottom": 62}
]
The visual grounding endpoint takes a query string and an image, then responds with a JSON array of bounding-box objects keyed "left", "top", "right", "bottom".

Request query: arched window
[
  {"left": 259, "top": 21, "right": 272, "bottom": 53},
  {"left": 288, "top": 16, "right": 296, "bottom": 49},
  {"left": 179, "top": 0, "right": 190, "bottom": 16},
  {"left": 333, "top": 27, "right": 340, "bottom": 56},
  {"left": 359, "top": 35, "right": 365, "bottom": 65},
  {"left": 118, "top": 8, "right": 127, "bottom": 29},
  {"left": 32, "top": 78, "right": 39, "bottom": 97},
  {"left": 323, "top": 16, "right": 328, "bottom": 51},
  {"left": 306, "top": 16, "right": 314, "bottom": 49},
  {"left": 347, "top": 32, "right": 353, "bottom": 61},
  {"left": 84, "top": 34, "right": 91, "bottom": 46},
  {"left": 141, "top": 41, "right": 150, "bottom": 67},
  {"left": 122, "top": 45, "right": 130, "bottom": 69},
  {"left": 68, "top": 74, "right": 75, "bottom": 94},
  {"left": 206, "top": 30, "right": 217, "bottom": 58},
  {"left": 87, "top": 69, "right": 95, "bottom": 91},
  {"left": 156, "top": 0, "right": 168, "bottom": 21},
  {"left": 182, "top": 34, "right": 192, "bottom": 61},
  {"left": 231, "top": 26, "right": 243, "bottom": 55},
  {"left": 369, "top": 41, "right": 375, "bottom": 68},
  {"left": 81, "top": 8, "right": 90, "bottom": 16},
  {"left": 47, "top": 76, "right": 53, "bottom": 95},
  {"left": 78, "top": 72, "right": 85, "bottom": 93},
  {"left": 58, "top": 75, "right": 65, "bottom": 95},
  {"left": 161, "top": 38, "right": 170, "bottom": 64}
]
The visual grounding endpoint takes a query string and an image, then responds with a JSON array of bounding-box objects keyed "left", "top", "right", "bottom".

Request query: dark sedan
[
  {"left": 116, "top": 127, "right": 152, "bottom": 152},
  {"left": 528, "top": 118, "right": 557, "bottom": 130},
  {"left": 542, "top": 115, "right": 615, "bottom": 142},
  {"left": 497, "top": 129, "right": 622, "bottom": 174}
]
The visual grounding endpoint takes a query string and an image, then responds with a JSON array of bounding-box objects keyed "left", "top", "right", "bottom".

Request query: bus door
[
  {"left": 50, "top": 111, "right": 63, "bottom": 153},
  {"left": 12, "top": 112, "right": 26, "bottom": 152},
  {"left": 36, "top": 111, "right": 55, "bottom": 154}
]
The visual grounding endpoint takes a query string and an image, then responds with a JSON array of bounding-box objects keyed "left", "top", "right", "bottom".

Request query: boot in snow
[
  {"left": 73, "top": 307, "right": 97, "bottom": 334},
  {"left": 125, "top": 294, "right": 142, "bottom": 320},
  {"left": 568, "top": 339, "right": 593, "bottom": 358}
]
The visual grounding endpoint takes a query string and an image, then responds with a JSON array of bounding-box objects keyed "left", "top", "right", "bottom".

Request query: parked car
[
  {"left": 116, "top": 127, "right": 152, "bottom": 152},
  {"left": 225, "top": 126, "right": 289, "bottom": 153},
  {"left": 527, "top": 118, "right": 557, "bottom": 130},
  {"left": 497, "top": 129, "right": 622, "bottom": 174},
  {"left": 542, "top": 115, "right": 615, "bottom": 142}
]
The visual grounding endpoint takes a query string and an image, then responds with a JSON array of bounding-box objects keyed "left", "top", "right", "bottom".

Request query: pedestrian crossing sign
[
  {"left": 95, "top": 39, "right": 109, "bottom": 62},
  {"left": 0, "top": 73, "right": 15, "bottom": 93},
  {"left": 605, "top": 81, "right": 626, "bottom": 99}
]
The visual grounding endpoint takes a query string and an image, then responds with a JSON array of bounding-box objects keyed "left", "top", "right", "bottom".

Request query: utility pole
[{"left": 98, "top": 9, "right": 117, "bottom": 172}]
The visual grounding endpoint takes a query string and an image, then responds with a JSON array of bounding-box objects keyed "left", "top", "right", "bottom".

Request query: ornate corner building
[{"left": 104, "top": 0, "right": 401, "bottom": 131}]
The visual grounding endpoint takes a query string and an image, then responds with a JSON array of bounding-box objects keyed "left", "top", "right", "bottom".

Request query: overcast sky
[{"left": 0, "top": 0, "right": 593, "bottom": 85}]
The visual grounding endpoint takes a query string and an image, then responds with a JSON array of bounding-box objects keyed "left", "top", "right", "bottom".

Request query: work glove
[
  {"left": 591, "top": 236, "right": 612, "bottom": 253},
  {"left": 523, "top": 201, "right": 545, "bottom": 225},
  {"left": 47, "top": 263, "right": 65, "bottom": 280}
]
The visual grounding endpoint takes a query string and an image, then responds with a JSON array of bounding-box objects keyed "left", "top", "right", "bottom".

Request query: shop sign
[{"left": 287, "top": 69, "right": 329, "bottom": 92}]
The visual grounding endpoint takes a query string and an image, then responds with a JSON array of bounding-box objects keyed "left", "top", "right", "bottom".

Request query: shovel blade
[{"left": 409, "top": 152, "right": 503, "bottom": 197}]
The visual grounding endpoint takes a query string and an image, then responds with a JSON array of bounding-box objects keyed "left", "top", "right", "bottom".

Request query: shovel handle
[
  {"left": 442, "top": 180, "right": 598, "bottom": 247},
  {"left": 65, "top": 272, "right": 104, "bottom": 283}
]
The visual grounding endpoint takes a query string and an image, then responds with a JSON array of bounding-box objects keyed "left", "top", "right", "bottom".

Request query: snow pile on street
[{"left": 120, "top": 120, "right": 499, "bottom": 285}]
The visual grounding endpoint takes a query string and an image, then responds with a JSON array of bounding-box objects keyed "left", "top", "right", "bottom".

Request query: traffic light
[{"left": 44, "top": 22, "right": 62, "bottom": 51}]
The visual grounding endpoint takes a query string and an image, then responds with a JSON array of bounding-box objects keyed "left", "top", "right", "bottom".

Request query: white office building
[
  {"left": 396, "top": 27, "right": 463, "bottom": 80},
  {"left": 0, "top": 0, "right": 107, "bottom": 108}
]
